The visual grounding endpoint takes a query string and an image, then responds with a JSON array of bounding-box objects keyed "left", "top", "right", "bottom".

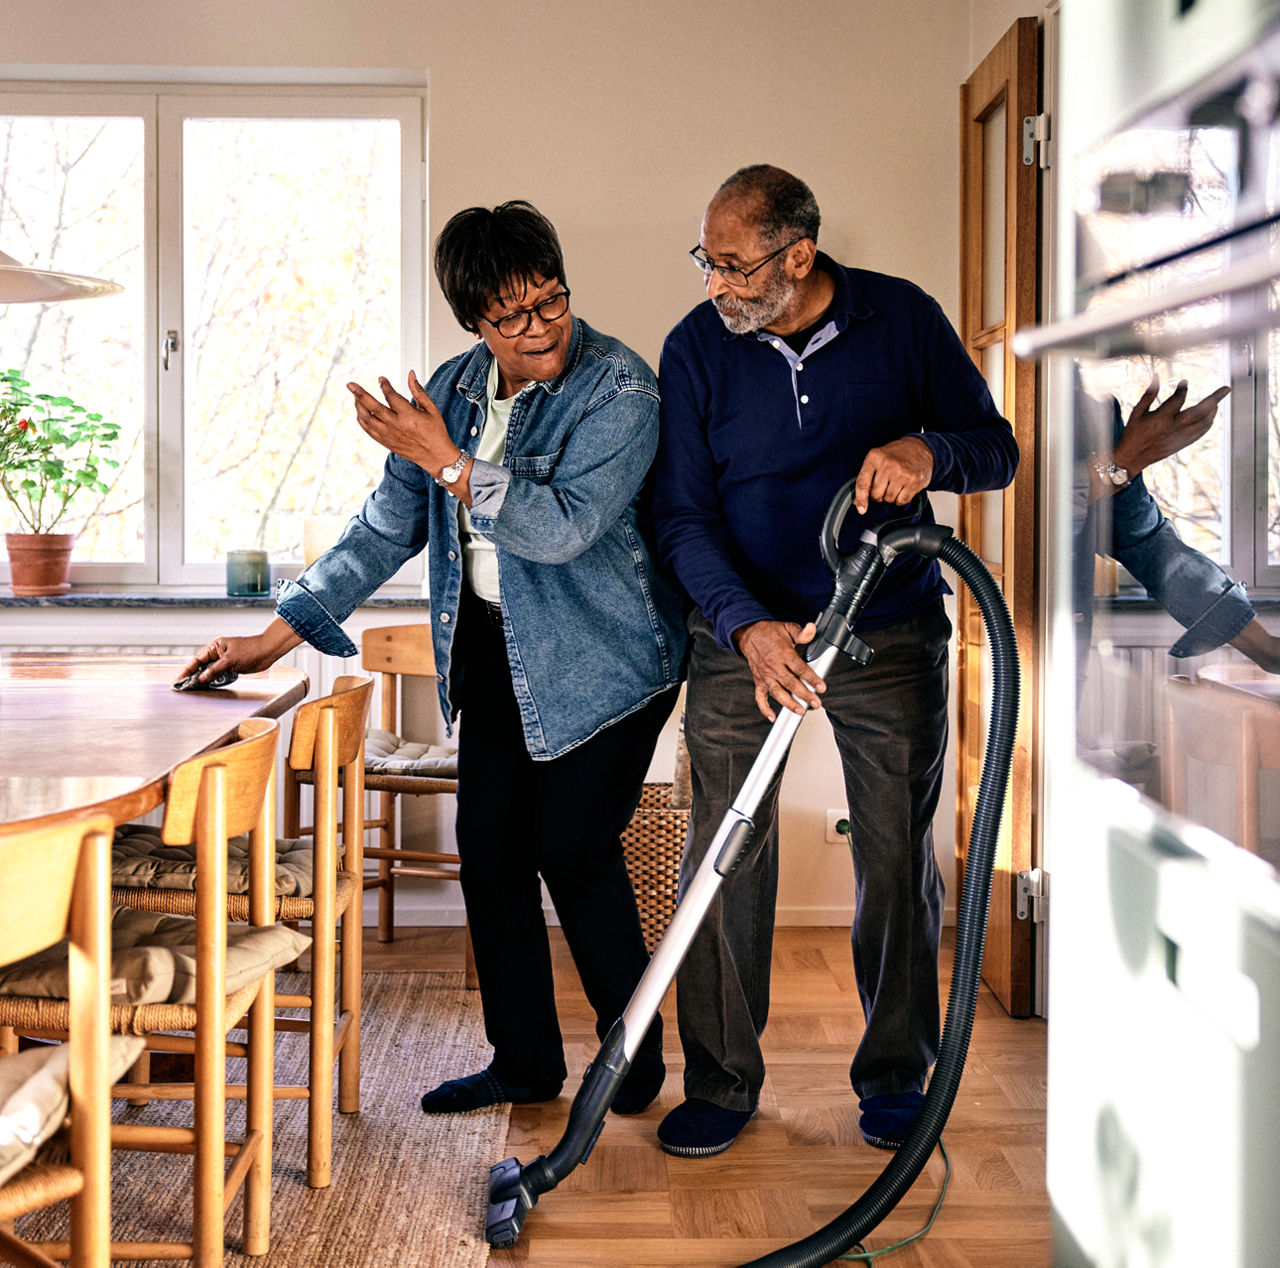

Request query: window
[{"left": 0, "top": 84, "right": 425, "bottom": 588}]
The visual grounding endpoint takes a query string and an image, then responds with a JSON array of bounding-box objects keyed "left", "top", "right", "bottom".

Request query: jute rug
[{"left": 19, "top": 971, "right": 508, "bottom": 1267}]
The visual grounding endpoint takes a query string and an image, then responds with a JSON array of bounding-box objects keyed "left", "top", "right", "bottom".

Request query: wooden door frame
[{"left": 957, "top": 15, "right": 1041, "bottom": 1017}]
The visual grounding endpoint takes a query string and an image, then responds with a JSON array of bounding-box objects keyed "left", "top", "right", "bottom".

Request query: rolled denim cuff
[
  {"left": 1168, "top": 580, "right": 1255, "bottom": 658},
  {"left": 465, "top": 458, "right": 510, "bottom": 527},
  {"left": 275, "top": 577, "right": 360, "bottom": 659}
]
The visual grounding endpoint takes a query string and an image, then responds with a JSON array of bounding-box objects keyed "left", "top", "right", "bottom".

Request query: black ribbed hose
[{"left": 741, "top": 534, "right": 1019, "bottom": 1268}]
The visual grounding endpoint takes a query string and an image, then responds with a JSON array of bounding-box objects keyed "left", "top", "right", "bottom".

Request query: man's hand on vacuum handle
[
  {"left": 853, "top": 436, "right": 934, "bottom": 515},
  {"left": 733, "top": 620, "right": 826, "bottom": 721}
]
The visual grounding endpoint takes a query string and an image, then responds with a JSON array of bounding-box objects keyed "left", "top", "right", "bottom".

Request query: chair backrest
[
  {"left": 0, "top": 809, "right": 112, "bottom": 1260},
  {"left": 162, "top": 716, "right": 281, "bottom": 845},
  {"left": 361, "top": 627, "right": 432, "bottom": 735},
  {"left": 0, "top": 810, "right": 112, "bottom": 969},
  {"left": 1163, "top": 675, "right": 1280, "bottom": 854},
  {"left": 288, "top": 675, "right": 374, "bottom": 773},
  {"left": 361, "top": 624, "right": 435, "bottom": 680}
]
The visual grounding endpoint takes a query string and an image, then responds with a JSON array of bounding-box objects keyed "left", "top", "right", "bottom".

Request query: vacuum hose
[{"left": 741, "top": 529, "right": 1019, "bottom": 1267}]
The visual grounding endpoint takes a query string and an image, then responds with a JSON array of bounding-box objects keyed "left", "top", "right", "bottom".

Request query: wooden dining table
[{"left": 0, "top": 651, "right": 309, "bottom": 826}]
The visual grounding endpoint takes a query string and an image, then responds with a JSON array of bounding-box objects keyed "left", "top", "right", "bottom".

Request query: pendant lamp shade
[{"left": 0, "top": 250, "right": 123, "bottom": 303}]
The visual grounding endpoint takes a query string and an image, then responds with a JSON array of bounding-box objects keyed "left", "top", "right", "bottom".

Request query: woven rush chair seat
[
  {"left": 621, "top": 782, "right": 690, "bottom": 955},
  {"left": 0, "top": 1162, "right": 83, "bottom": 1224},
  {"left": 290, "top": 729, "right": 458, "bottom": 792},
  {"left": 110, "top": 824, "right": 360, "bottom": 922}
]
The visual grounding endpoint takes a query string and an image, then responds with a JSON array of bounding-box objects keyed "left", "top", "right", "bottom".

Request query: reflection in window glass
[
  {"left": 1074, "top": 125, "right": 1239, "bottom": 566},
  {"left": 182, "top": 117, "right": 400, "bottom": 563},
  {"left": 1270, "top": 323, "right": 1280, "bottom": 566},
  {"left": 0, "top": 115, "right": 145, "bottom": 560}
]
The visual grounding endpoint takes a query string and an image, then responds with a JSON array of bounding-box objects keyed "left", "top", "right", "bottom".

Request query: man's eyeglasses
[
  {"left": 688, "top": 238, "right": 804, "bottom": 288},
  {"left": 480, "top": 289, "right": 571, "bottom": 339}
]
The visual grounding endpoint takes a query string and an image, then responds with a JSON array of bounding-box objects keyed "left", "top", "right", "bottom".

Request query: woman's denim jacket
[{"left": 277, "top": 317, "right": 687, "bottom": 759}]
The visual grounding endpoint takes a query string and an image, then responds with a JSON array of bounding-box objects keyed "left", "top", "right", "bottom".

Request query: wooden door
[{"left": 957, "top": 16, "right": 1041, "bottom": 1017}]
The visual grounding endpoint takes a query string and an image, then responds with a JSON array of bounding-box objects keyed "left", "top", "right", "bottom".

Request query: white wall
[{"left": 3, "top": 0, "right": 1019, "bottom": 925}]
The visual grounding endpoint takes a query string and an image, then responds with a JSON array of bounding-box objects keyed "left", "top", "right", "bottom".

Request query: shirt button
[
  {"left": 800, "top": 395, "right": 810, "bottom": 404},
  {"left": 439, "top": 612, "right": 451, "bottom": 623},
  {"left": 470, "top": 426, "right": 479, "bottom": 436},
  {"left": 796, "top": 362, "right": 804, "bottom": 371},
  {"left": 771, "top": 340, "right": 781, "bottom": 348},
  {"left": 447, "top": 550, "right": 457, "bottom": 560}
]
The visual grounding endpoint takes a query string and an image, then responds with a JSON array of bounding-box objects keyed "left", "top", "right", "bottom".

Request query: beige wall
[{"left": 3, "top": 0, "right": 1030, "bottom": 923}]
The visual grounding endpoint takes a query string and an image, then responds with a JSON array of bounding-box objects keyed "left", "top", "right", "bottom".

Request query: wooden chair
[
  {"left": 285, "top": 627, "right": 472, "bottom": 984},
  {"left": 0, "top": 810, "right": 113, "bottom": 1268},
  {"left": 1162, "top": 674, "right": 1280, "bottom": 856},
  {"left": 275, "top": 674, "right": 373, "bottom": 1188},
  {"left": 0, "top": 717, "right": 286, "bottom": 1265},
  {"left": 111, "top": 676, "right": 373, "bottom": 1193}
]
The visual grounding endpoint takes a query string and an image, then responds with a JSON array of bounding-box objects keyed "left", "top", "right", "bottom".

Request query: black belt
[{"left": 481, "top": 598, "right": 504, "bottom": 624}]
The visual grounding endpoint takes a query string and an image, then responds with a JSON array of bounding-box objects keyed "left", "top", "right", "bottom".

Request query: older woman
[{"left": 180, "top": 201, "right": 685, "bottom": 1116}]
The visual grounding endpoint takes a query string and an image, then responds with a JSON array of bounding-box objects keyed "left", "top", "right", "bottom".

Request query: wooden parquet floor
[{"left": 364, "top": 925, "right": 1051, "bottom": 1267}]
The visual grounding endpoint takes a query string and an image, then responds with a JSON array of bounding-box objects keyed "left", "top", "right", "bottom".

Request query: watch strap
[{"left": 436, "top": 450, "right": 470, "bottom": 487}]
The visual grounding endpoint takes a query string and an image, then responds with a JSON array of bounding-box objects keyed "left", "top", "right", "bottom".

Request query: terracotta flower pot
[{"left": 5, "top": 532, "right": 75, "bottom": 596}]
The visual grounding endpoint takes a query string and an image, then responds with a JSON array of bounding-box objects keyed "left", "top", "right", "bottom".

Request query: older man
[{"left": 651, "top": 165, "right": 1019, "bottom": 1156}]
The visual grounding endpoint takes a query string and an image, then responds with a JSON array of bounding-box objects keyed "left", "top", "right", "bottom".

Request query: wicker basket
[{"left": 621, "top": 781, "right": 689, "bottom": 954}]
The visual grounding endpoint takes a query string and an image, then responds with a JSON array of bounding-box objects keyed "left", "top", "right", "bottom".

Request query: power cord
[{"left": 837, "top": 1137, "right": 951, "bottom": 1262}]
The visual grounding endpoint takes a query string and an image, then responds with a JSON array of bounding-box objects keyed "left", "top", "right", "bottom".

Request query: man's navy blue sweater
[{"left": 653, "top": 256, "right": 1020, "bottom": 648}]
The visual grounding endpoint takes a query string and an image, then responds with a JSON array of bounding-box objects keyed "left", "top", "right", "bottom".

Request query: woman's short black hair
[{"left": 433, "top": 201, "right": 566, "bottom": 333}]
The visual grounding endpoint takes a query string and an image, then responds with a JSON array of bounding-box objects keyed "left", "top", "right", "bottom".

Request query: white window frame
[{"left": 0, "top": 80, "right": 427, "bottom": 592}]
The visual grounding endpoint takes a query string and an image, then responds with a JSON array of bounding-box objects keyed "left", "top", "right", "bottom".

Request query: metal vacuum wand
[{"left": 486, "top": 491, "right": 949, "bottom": 1250}]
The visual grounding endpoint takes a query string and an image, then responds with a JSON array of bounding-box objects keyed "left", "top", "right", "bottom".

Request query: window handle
[{"left": 163, "top": 329, "right": 180, "bottom": 371}]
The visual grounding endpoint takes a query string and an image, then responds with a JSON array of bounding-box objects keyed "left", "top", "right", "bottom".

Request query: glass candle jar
[{"left": 225, "top": 548, "right": 270, "bottom": 597}]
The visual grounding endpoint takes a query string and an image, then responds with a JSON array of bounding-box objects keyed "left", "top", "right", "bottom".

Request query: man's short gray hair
[{"left": 716, "top": 165, "right": 821, "bottom": 247}]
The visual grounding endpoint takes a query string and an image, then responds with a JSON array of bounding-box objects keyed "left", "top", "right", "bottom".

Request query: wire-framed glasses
[
  {"left": 480, "top": 288, "right": 571, "bottom": 338},
  {"left": 688, "top": 238, "right": 803, "bottom": 288}
]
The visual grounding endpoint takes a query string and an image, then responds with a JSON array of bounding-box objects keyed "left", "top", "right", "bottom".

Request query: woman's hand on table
[{"left": 176, "top": 617, "right": 303, "bottom": 686}]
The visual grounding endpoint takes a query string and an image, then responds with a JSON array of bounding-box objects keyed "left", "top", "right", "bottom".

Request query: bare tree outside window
[
  {"left": 182, "top": 116, "right": 399, "bottom": 562},
  {"left": 0, "top": 115, "right": 145, "bottom": 560},
  {"left": 0, "top": 101, "right": 413, "bottom": 582}
]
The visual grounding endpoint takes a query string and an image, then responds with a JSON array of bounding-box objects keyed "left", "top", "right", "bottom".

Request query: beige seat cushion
[
  {"left": 0, "top": 1035, "right": 144, "bottom": 1187},
  {"left": 365, "top": 728, "right": 458, "bottom": 777},
  {"left": 0, "top": 909, "right": 311, "bottom": 1007},
  {"left": 112, "top": 825, "right": 316, "bottom": 897}
]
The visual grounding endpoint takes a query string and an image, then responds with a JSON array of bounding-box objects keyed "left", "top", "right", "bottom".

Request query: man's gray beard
[{"left": 712, "top": 262, "right": 797, "bottom": 334}]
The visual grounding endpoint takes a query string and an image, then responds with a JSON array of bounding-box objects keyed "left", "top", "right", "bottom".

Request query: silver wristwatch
[
  {"left": 436, "top": 450, "right": 470, "bottom": 487},
  {"left": 1090, "top": 453, "right": 1131, "bottom": 490}
]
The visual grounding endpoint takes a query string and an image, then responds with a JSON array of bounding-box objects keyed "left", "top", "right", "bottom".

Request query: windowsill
[
  {"left": 1100, "top": 592, "right": 1280, "bottom": 613},
  {"left": 0, "top": 590, "right": 428, "bottom": 609}
]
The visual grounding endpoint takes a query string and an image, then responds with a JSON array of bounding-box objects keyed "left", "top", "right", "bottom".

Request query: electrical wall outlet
[{"left": 825, "top": 809, "right": 851, "bottom": 843}]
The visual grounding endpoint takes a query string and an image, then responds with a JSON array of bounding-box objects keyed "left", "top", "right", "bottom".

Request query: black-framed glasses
[
  {"left": 688, "top": 238, "right": 803, "bottom": 288},
  {"left": 479, "top": 288, "right": 571, "bottom": 338}
]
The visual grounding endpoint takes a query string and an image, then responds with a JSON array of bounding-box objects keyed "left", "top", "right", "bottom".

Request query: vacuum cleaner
[{"left": 485, "top": 479, "right": 1020, "bottom": 1267}]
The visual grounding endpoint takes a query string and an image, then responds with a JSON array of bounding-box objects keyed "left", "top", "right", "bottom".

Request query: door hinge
[
  {"left": 1022, "top": 113, "right": 1050, "bottom": 170},
  {"left": 1016, "top": 867, "right": 1048, "bottom": 922}
]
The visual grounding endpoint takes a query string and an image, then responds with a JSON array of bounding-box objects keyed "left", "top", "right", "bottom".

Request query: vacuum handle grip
[{"left": 819, "top": 482, "right": 927, "bottom": 574}]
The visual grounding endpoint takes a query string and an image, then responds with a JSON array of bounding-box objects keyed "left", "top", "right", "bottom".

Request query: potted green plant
[{"left": 0, "top": 368, "right": 120, "bottom": 595}]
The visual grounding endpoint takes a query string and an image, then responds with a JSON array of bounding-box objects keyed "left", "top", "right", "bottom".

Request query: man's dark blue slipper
[
  {"left": 657, "top": 1097, "right": 756, "bottom": 1156},
  {"left": 858, "top": 1090, "right": 925, "bottom": 1149}
]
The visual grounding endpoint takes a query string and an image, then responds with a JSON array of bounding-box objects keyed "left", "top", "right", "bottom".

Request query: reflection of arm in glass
[{"left": 1082, "top": 381, "right": 1280, "bottom": 672}]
